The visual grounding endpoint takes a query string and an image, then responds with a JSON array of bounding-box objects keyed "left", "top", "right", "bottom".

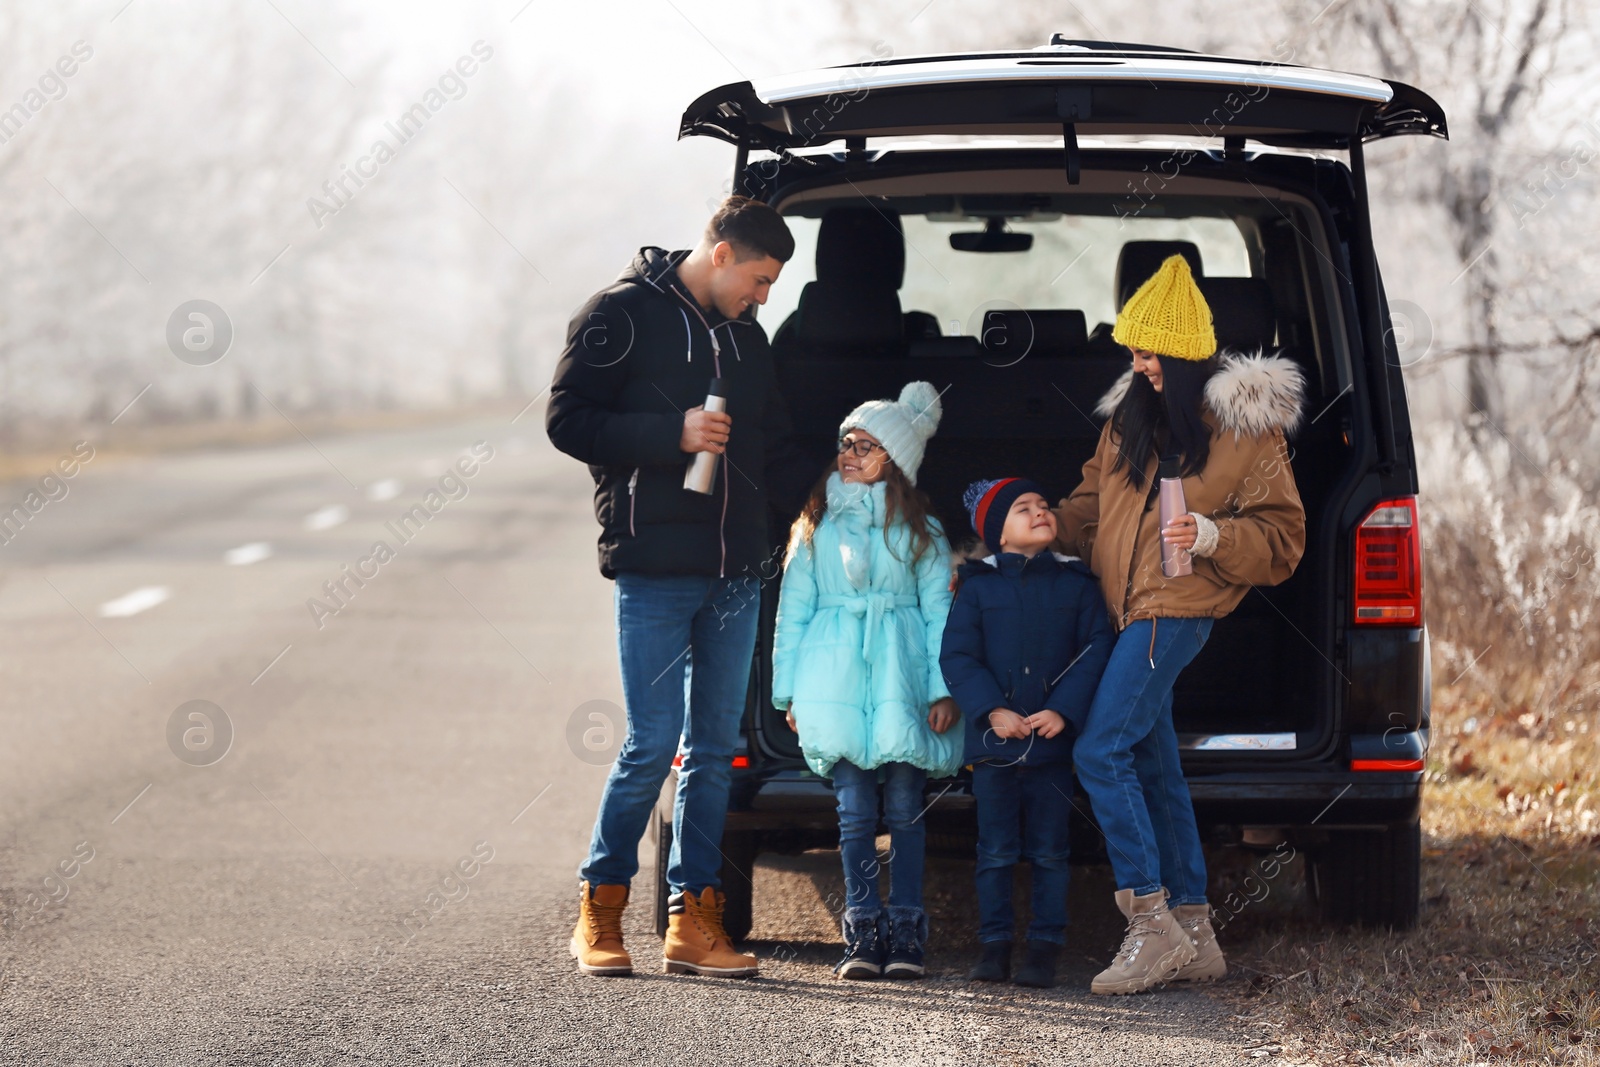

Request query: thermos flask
[
  {"left": 682, "top": 378, "right": 726, "bottom": 495},
  {"left": 1158, "top": 456, "right": 1193, "bottom": 578}
]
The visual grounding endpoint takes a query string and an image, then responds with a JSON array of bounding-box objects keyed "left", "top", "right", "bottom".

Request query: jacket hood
[
  {"left": 618, "top": 246, "right": 688, "bottom": 293},
  {"left": 958, "top": 550, "right": 1084, "bottom": 580},
  {"left": 1093, "top": 349, "right": 1307, "bottom": 438}
]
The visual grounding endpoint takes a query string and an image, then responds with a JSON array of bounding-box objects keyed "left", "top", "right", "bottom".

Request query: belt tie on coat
[{"left": 816, "top": 592, "right": 919, "bottom": 661}]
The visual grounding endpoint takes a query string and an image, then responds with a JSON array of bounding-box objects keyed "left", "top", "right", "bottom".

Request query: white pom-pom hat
[{"left": 838, "top": 380, "right": 943, "bottom": 485}]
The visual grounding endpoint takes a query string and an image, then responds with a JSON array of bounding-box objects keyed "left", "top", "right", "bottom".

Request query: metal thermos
[
  {"left": 1158, "top": 456, "right": 1193, "bottom": 578},
  {"left": 682, "top": 378, "right": 727, "bottom": 495}
]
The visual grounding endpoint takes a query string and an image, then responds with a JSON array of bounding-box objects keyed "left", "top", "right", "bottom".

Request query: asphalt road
[{"left": 0, "top": 414, "right": 1255, "bottom": 1065}]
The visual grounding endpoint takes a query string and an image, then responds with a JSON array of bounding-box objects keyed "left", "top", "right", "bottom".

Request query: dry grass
[{"left": 1213, "top": 421, "right": 1600, "bottom": 1064}]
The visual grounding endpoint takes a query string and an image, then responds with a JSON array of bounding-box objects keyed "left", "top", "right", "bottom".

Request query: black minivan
[{"left": 653, "top": 37, "right": 1443, "bottom": 939}]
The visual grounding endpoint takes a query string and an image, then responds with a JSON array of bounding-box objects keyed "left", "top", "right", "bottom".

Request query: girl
[
  {"left": 771, "top": 380, "right": 962, "bottom": 980},
  {"left": 1054, "top": 255, "right": 1307, "bottom": 995}
]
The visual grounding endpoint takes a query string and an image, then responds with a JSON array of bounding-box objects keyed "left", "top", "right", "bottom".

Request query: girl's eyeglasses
[{"left": 837, "top": 437, "right": 886, "bottom": 459}]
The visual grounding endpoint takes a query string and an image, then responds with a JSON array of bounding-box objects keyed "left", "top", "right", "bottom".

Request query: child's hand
[
  {"left": 927, "top": 697, "right": 959, "bottom": 734},
  {"left": 988, "top": 708, "right": 1030, "bottom": 740},
  {"left": 1026, "top": 709, "right": 1067, "bottom": 740},
  {"left": 785, "top": 710, "right": 797, "bottom": 732}
]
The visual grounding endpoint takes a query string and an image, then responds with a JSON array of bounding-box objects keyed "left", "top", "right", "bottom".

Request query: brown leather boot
[
  {"left": 1090, "top": 888, "right": 1197, "bottom": 995},
  {"left": 662, "top": 887, "right": 758, "bottom": 977},
  {"left": 1170, "top": 903, "right": 1228, "bottom": 982},
  {"left": 569, "top": 881, "right": 632, "bottom": 976}
]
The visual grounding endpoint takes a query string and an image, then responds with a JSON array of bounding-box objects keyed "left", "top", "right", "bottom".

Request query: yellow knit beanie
[{"left": 1113, "top": 254, "right": 1216, "bottom": 361}]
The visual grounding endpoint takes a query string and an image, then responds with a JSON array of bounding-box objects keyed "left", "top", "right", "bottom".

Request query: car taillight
[
  {"left": 1353, "top": 496, "right": 1423, "bottom": 625},
  {"left": 671, "top": 755, "right": 749, "bottom": 768},
  {"left": 1351, "top": 758, "right": 1425, "bottom": 771}
]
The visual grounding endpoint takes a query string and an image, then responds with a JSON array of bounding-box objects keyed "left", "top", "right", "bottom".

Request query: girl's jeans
[
  {"left": 1074, "top": 617, "right": 1214, "bottom": 906},
  {"left": 831, "top": 759, "right": 927, "bottom": 917}
]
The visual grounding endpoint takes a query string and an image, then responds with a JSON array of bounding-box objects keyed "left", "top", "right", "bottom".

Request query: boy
[{"left": 939, "top": 478, "right": 1114, "bottom": 988}]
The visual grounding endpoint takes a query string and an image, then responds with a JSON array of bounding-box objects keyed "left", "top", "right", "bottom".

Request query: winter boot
[
  {"left": 1090, "top": 888, "right": 1197, "bottom": 995},
  {"left": 835, "top": 909, "right": 886, "bottom": 980},
  {"left": 1013, "top": 940, "right": 1060, "bottom": 988},
  {"left": 967, "top": 941, "right": 1012, "bottom": 982},
  {"left": 663, "top": 887, "right": 758, "bottom": 977},
  {"left": 1170, "top": 903, "right": 1228, "bottom": 982},
  {"left": 883, "top": 906, "right": 927, "bottom": 979},
  {"left": 569, "top": 881, "right": 632, "bottom": 976}
]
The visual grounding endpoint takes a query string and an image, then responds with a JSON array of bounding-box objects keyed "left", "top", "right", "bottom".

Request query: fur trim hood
[{"left": 1092, "top": 349, "right": 1306, "bottom": 438}]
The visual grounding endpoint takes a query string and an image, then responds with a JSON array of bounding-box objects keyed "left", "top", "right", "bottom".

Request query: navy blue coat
[{"left": 939, "top": 552, "right": 1115, "bottom": 766}]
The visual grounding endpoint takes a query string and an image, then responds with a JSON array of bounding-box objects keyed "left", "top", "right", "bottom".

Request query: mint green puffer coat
[{"left": 771, "top": 473, "right": 962, "bottom": 780}]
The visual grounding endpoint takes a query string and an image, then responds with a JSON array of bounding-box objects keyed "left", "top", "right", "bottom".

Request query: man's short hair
[{"left": 705, "top": 196, "right": 795, "bottom": 264}]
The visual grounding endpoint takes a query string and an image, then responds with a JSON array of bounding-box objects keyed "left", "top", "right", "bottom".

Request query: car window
[{"left": 762, "top": 213, "right": 1250, "bottom": 336}]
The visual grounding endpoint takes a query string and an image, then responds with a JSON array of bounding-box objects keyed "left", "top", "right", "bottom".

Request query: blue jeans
[
  {"left": 831, "top": 759, "right": 926, "bottom": 916},
  {"left": 579, "top": 573, "right": 760, "bottom": 895},
  {"left": 970, "top": 761, "right": 1074, "bottom": 945},
  {"left": 1074, "top": 617, "right": 1213, "bottom": 905}
]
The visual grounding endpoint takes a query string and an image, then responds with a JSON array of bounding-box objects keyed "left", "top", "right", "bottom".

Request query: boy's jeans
[
  {"left": 971, "top": 761, "right": 1074, "bottom": 944},
  {"left": 579, "top": 573, "right": 760, "bottom": 895},
  {"left": 1074, "top": 617, "right": 1213, "bottom": 906},
  {"left": 831, "top": 759, "right": 927, "bottom": 916}
]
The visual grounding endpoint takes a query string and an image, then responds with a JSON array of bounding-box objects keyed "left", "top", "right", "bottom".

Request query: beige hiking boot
[
  {"left": 663, "top": 887, "right": 758, "bottom": 978},
  {"left": 1170, "top": 903, "right": 1228, "bottom": 982},
  {"left": 1090, "top": 888, "right": 1197, "bottom": 995},
  {"left": 569, "top": 881, "right": 632, "bottom": 976}
]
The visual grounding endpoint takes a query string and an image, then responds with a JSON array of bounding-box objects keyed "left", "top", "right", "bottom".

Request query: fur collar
[{"left": 1092, "top": 349, "right": 1306, "bottom": 438}]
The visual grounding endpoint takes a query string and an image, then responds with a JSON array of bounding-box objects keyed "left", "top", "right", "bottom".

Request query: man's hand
[
  {"left": 927, "top": 697, "right": 959, "bottom": 735},
  {"left": 1025, "top": 709, "right": 1067, "bottom": 740},
  {"left": 987, "top": 708, "right": 1030, "bottom": 740},
  {"left": 680, "top": 405, "right": 732, "bottom": 455}
]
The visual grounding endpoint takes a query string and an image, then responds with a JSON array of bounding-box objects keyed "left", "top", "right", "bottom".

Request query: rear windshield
[{"left": 763, "top": 212, "right": 1251, "bottom": 336}]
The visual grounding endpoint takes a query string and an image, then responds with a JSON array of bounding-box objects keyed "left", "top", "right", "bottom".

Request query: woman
[{"left": 1053, "top": 254, "right": 1307, "bottom": 995}]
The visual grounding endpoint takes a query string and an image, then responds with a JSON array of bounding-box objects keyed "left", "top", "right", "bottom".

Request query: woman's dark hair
[
  {"left": 789, "top": 460, "right": 939, "bottom": 565},
  {"left": 1108, "top": 354, "right": 1217, "bottom": 490}
]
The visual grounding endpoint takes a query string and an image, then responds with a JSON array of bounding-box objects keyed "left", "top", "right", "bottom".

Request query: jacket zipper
[{"left": 627, "top": 467, "right": 639, "bottom": 536}]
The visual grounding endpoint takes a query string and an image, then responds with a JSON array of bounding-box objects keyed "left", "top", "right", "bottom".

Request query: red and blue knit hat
[{"left": 963, "top": 477, "right": 1048, "bottom": 555}]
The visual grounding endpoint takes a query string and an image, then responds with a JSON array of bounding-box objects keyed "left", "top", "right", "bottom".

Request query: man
[{"left": 547, "top": 196, "right": 811, "bottom": 978}]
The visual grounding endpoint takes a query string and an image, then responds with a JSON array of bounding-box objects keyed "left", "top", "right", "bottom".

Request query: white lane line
[
  {"left": 303, "top": 505, "right": 349, "bottom": 531},
  {"left": 224, "top": 542, "right": 273, "bottom": 566},
  {"left": 97, "top": 586, "right": 170, "bottom": 618},
  {"left": 365, "top": 478, "right": 402, "bottom": 502}
]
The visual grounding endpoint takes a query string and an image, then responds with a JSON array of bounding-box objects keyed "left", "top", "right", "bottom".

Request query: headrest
[
  {"left": 816, "top": 206, "right": 905, "bottom": 289},
  {"left": 1115, "top": 241, "right": 1203, "bottom": 309},
  {"left": 980, "top": 310, "right": 1089, "bottom": 359},
  {"left": 1197, "top": 278, "right": 1276, "bottom": 349}
]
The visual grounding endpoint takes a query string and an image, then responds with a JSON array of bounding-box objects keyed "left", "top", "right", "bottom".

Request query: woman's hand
[
  {"left": 927, "top": 698, "right": 959, "bottom": 734},
  {"left": 987, "top": 708, "right": 1030, "bottom": 740},
  {"left": 1162, "top": 513, "right": 1198, "bottom": 552}
]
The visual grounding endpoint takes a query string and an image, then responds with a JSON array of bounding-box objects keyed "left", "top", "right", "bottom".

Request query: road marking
[
  {"left": 98, "top": 585, "right": 170, "bottom": 618},
  {"left": 224, "top": 542, "right": 272, "bottom": 566},
  {"left": 365, "top": 479, "right": 402, "bottom": 502},
  {"left": 303, "top": 505, "right": 349, "bottom": 531}
]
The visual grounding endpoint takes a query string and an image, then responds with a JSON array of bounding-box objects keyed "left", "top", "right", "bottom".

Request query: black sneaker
[
  {"left": 835, "top": 910, "right": 885, "bottom": 980},
  {"left": 1013, "top": 940, "right": 1060, "bottom": 988},
  {"left": 967, "top": 941, "right": 1011, "bottom": 982},
  {"left": 883, "top": 906, "right": 927, "bottom": 979}
]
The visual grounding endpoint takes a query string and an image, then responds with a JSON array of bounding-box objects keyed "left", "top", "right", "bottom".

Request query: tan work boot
[
  {"left": 1170, "top": 903, "right": 1228, "bottom": 982},
  {"left": 663, "top": 887, "right": 758, "bottom": 977},
  {"left": 569, "top": 881, "right": 632, "bottom": 976},
  {"left": 1090, "top": 888, "right": 1197, "bottom": 995}
]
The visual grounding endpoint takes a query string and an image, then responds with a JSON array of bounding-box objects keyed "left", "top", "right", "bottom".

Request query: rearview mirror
[{"left": 949, "top": 218, "right": 1033, "bottom": 253}]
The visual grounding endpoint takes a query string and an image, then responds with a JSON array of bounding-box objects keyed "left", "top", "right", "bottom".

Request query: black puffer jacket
[{"left": 546, "top": 247, "right": 814, "bottom": 580}]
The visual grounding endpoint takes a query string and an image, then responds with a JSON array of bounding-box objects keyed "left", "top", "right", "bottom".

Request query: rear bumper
[{"left": 716, "top": 761, "right": 1420, "bottom": 834}]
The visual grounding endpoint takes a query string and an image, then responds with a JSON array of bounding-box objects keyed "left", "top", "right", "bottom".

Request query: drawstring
[
  {"left": 678, "top": 308, "right": 692, "bottom": 362},
  {"left": 1148, "top": 617, "right": 1157, "bottom": 670}
]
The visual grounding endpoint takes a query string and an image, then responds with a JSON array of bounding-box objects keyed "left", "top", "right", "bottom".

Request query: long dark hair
[
  {"left": 1109, "top": 354, "right": 1217, "bottom": 489},
  {"left": 789, "top": 460, "right": 939, "bottom": 565}
]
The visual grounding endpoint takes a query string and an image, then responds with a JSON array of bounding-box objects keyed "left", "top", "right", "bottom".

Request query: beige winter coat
[{"left": 1053, "top": 352, "right": 1308, "bottom": 631}]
